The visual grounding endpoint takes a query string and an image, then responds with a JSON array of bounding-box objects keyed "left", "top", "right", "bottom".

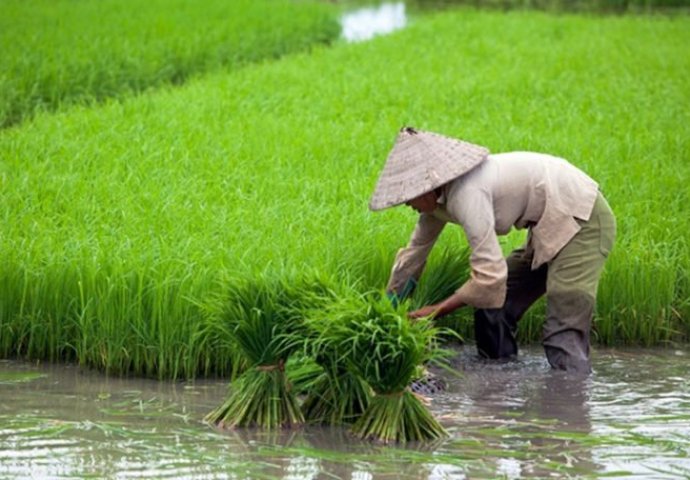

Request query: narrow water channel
[
  {"left": 2, "top": 347, "right": 689, "bottom": 479},
  {"left": 340, "top": 3, "right": 407, "bottom": 42}
]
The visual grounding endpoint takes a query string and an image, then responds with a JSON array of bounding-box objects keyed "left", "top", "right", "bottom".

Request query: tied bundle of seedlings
[
  {"left": 297, "top": 284, "right": 371, "bottom": 425},
  {"left": 319, "top": 292, "right": 449, "bottom": 443},
  {"left": 204, "top": 277, "right": 306, "bottom": 429},
  {"left": 300, "top": 347, "right": 371, "bottom": 425}
]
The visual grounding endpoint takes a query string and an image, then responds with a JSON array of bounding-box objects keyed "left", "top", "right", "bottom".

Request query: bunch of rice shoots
[
  {"left": 204, "top": 276, "right": 307, "bottom": 429},
  {"left": 317, "top": 292, "right": 449, "bottom": 443},
  {"left": 290, "top": 283, "right": 370, "bottom": 425},
  {"left": 300, "top": 348, "right": 371, "bottom": 425}
]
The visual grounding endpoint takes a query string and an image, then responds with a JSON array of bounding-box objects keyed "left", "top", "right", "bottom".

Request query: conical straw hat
[{"left": 369, "top": 127, "right": 489, "bottom": 211}]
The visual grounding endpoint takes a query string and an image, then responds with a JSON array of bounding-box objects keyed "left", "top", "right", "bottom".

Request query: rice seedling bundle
[
  {"left": 300, "top": 327, "right": 372, "bottom": 425},
  {"left": 204, "top": 277, "right": 307, "bottom": 429},
  {"left": 300, "top": 355, "right": 372, "bottom": 425},
  {"left": 252, "top": 279, "right": 371, "bottom": 426},
  {"left": 314, "top": 293, "right": 449, "bottom": 443}
]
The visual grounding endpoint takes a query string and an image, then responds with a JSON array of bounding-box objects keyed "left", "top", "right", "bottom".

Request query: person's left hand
[
  {"left": 408, "top": 304, "right": 442, "bottom": 320},
  {"left": 409, "top": 294, "right": 466, "bottom": 320}
]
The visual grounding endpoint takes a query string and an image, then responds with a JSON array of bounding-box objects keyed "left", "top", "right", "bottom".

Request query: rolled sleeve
[
  {"left": 449, "top": 188, "right": 507, "bottom": 308},
  {"left": 386, "top": 213, "right": 446, "bottom": 294},
  {"left": 454, "top": 227, "right": 507, "bottom": 308}
]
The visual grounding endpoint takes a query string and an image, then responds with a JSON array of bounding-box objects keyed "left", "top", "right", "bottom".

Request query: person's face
[{"left": 405, "top": 191, "right": 438, "bottom": 214}]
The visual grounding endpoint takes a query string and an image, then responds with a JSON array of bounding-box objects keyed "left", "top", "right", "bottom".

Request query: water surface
[
  {"left": 340, "top": 3, "right": 407, "bottom": 42},
  {"left": 1, "top": 347, "right": 689, "bottom": 479}
]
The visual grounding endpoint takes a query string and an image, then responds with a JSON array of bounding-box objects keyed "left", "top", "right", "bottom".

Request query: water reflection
[
  {"left": 433, "top": 352, "right": 600, "bottom": 477},
  {"left": 340, "top": 3, "right": 407, "bottom": 43}
]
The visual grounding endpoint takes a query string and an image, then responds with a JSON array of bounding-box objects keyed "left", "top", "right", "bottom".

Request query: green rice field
[
  {"left": 1, "top": 3, "right": 689, "bottom": 379},
  {"left": 0, "top": 0, "right": 339, "bottom": 128}
]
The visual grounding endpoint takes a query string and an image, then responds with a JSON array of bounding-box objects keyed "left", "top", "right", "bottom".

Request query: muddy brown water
[{"left": 1, "top": 347, "right": 689, "bottom": 479}]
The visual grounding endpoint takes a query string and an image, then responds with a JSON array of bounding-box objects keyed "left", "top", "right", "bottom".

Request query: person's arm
[
  {"left": 387, "top": 213, "right": 446, "bottom": 302},
  {"left": 409, "top": 187, "right": 507, "bottom": 319}
]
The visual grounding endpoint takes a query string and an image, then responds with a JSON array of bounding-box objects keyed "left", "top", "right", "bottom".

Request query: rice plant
[
  {"left": 204, "top": 273, "right": 342, "bottom": 428},
  {"left": 204, "top": 276, "right": 307, "bottom": 429},
  {"left": 300, "top": 360, "right": 372, "bottom": 426},
  {"left": 301, "top": 314, "right": 372, "bottom": 425},
  {"left": 0, "top": 0, "right": 339, "bottom": 128},
  {"left": 312, "top": 292, "right": 449, "bottom": 443}
]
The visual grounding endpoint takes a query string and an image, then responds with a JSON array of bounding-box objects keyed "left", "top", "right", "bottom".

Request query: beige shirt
[{"left": 386, "top": 152, "right": 599, "bottom": 309}]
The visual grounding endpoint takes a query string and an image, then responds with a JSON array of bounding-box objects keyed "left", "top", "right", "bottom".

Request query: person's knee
[
  {"left": 545, "top": 288, "right": 595, "bottom": 338},
  {"left": 547, "top": 288, "right": 595, "bottom": 313}
]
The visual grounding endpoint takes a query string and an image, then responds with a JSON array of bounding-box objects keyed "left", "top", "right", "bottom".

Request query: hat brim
[{"left": 369, "top": 129, "right": 489, "bottom": 211}]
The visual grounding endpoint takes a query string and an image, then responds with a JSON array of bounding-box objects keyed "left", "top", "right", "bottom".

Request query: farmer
[{"left": 370, "top": 127, "right": 616, "bottom": 373}]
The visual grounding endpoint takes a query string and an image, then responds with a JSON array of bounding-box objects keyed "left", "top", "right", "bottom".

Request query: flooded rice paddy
[{"left": 1, "top": 347, "right": 689, "bottom": 479}]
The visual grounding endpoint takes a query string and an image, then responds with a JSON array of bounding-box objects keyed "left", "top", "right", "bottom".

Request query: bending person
[{"left": 369, "top": 127, "right": 616, "bottom": 373}]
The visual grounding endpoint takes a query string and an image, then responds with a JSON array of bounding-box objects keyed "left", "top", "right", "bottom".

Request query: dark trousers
[{"left": 474, "top": 192, "right": 616, "bottom": 373}]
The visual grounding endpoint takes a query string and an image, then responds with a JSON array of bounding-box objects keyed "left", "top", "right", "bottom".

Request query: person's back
[{"left": 443, "top": 152, "right": 599, "bottom": 269}]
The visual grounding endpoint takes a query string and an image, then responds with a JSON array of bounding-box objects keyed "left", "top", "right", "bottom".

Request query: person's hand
[
  {"left": 408, "top": 294, "right": 466, "bottom": 320},
  {"left": 408, "top": 304, "right": 442, "bottom": 320}
]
